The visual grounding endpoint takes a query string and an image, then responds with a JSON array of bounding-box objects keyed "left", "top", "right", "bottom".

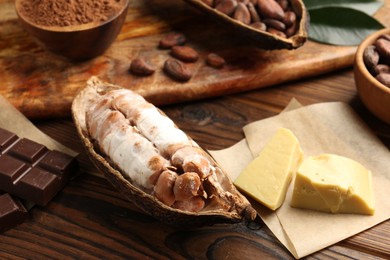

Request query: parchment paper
[
  {"left": 210, "top": 101, "right": 390, "bottom": 259},
  {"left": 0, "top": 95, "right": 77, "bottom": 157}
]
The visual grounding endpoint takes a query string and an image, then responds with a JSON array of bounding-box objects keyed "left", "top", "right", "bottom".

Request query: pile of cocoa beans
[
  {"left": 129, "top": 32, "right": 225, "bottom": 82},
  {"left": 363, "top": 34, "right": 390, "bottom": 88},
  {"left": 201, "top": 0, "right": 299, "bottom": 38}
]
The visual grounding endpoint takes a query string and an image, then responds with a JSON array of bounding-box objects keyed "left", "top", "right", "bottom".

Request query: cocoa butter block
[
  {"left": 0, "top": 192, "right": 28, "bottom": 233},
  {"left": 0, "top": 127, "right": 78, "bottom": 206}
]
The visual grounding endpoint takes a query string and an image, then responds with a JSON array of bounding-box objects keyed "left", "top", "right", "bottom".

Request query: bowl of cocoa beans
[
  {"left": 354, "top": 28, "right": 390, "bottom": 124},
  {"left": 15, "top": 0, "right": 129, "bottom": 61}
]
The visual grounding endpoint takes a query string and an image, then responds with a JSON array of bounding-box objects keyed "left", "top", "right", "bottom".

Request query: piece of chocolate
[
  {"left": 0, "top": 192, "right": 28, "bottom": 233},
  {"left": 0, "top": 128, "right": 78, "bottom": 206}
]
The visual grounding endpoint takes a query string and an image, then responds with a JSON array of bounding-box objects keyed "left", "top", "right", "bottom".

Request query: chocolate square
[
  {"left": 7, "top": 138, "right": 48, "bottom": 163},
  {"left": 0, "top": 128, "right": 18, "bottom": 153}
]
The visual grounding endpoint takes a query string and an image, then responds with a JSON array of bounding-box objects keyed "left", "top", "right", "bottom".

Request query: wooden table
[
  {"left": 0, "top": 67, "right": 389, "bottom": 259},
  {"left": 1, "top": 0, "right": 390, "bottom": 258}
]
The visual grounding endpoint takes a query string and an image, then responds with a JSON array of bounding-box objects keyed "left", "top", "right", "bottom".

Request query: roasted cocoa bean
[
  {"left": 364, "top": 34, "right": 390, "bottom": 88},
  {"left": 159, "top": 32, "right": 186, "bottom": 49},
  {"left": 374, "top": 38, "right": 390, "bottom": 61},
  {"left": 214, "top": 0, "right": 223, "bottom": 6},
  {"left": 263, "top": 18, "right": 285, "bottom": 31},
  {"left": 282, "top": 11, "right": 296, "bottom": 27},
  {"left": 170, "top": 46, "right": 199, "bottom": 62},
  {"left": 257, "top": 0, "right": 285, "bottom": 20},
  {"left": 233, "top": 3, "right": 251, "bottom": 25},
  {"left": 164, "top": 58, "right": 193, "bottom": 82},
  {"left": 247, "top": 2, "right": 261, "bottom": 23},
  {"left": 375, "top": 72, "right": 390, "bottom": 87},
  {"left": 250, "top": 21, "right": 267, "bottom": 31},
  {"left": 267, "top": 27, "right": 286, "bottom": 38},
  {"left": 201, "top": 0, "right": 214, "bottom": 7},
  {"left": 207, "top": 0, "right": 298, "bottom": 37},
  {"left": 363, "top": 45, "right": 379, "bottom": 72},
  {"left": 374, "top": 64, "right": 390, "bottom": 75},
  {"left": 276, "top": 0, "right": 289, "bottom": 11},
  {"left": 285, "top": 21, "right": 297, "bottom": 37},
  {"left": 379, "top": 34, "right": 390, "bottom": 42},
  {"left": 129, "top": 58, "right": 156, "bottom": 76},
  {"left": 215, "top": 0, "right": 238, "bottom": 16},
  {"left": 206, "top": 53, "right": 226, "bottom": 68}
]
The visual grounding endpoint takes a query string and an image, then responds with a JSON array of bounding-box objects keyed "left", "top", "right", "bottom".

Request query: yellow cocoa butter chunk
[
  {"left": 291, "top": 154, "right": 375, "bottom": 215},
  {"left": 234, "top": 128, "right": 303, "bottom": 210}
]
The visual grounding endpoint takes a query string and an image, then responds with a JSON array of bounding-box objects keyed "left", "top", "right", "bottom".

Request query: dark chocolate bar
[
  {"left": 0, "top": 192, "right": 28, "bottom": 233},
  {"left": 0, "top": 128, "right": 78, "bottom": 206}
]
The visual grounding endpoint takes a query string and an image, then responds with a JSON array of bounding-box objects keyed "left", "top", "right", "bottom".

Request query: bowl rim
[
  {"left": 15, "top": 0, "right": 129, "bottom": 32},
  {"left": 355, "top": 27, "right": 390, "bottom": 95}
]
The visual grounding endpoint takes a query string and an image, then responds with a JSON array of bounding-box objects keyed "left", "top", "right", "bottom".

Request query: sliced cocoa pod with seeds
[{"left": 72, "top": 77, "right": 256, "bottom": 226}]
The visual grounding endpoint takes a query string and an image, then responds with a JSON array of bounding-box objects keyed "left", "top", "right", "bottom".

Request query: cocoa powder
[{"left": 18, "top": 0, "right": 124, "bottom": 27}]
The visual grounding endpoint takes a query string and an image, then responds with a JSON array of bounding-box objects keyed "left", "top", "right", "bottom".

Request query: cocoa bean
[
  {"left": 170, "top": 46, "right": 199, "bottom": 62},
  {"left": 129, "top": 58, "right": 156, "bottom": 76},
  {"left": 283, "top": 11, "right": 296, "bottom": 27},
  {"left": 159, "top": 32, "right": 186, "bottom": 49},
  {"left": 257, "top": 0, "right": 285, "bottom": 20},
  {"left": 250, "top": 21, "right": 267, "bottom": 31},
  {"left": 374, "top": 64, "right": 390, "bottom": 75},
  {"left": 285, "top": 21, "right": 297, "bottom": 37},
  {"left": 364, "top": 34, "right": 390, "bottom": 85},
  {"left": 378, "top": 34, "right": 390, "bottom": 42},
  {"left": 201, "top": 0, "right": 214, "bottom": 7},
  {"left": 164, "top": 58, "right": 193, "bottom": 82},
  {"left": 374, "top": 38, "right": 390, "bottom": 61},
  {"left": 276, "top": 0, "right": 289, "bottom": 11},
  {"left": 263, "top": 18, "right": 285, "bottom": 31},
  {"left": 375, "top": 72, "right": 390, "bottom": 88},
  {"left": 206, "top": 53, "right": 226, "bottom": 68},
  {"left": 215, "top": 0, "right": 238, "bottom": 16},
  {"left": 363, "top": 45, "right": 379, "bottom": 72},
  {"left": 214, "top": 0, "right": 223, "bottom": 6},
  {"left": 267, "top": 27, "right": 286, "bottom": 38},
  {"left": 247, "top": 2, "right": 261, "bottom": 23},
  {"left": 233, "top": 3, "right": 251, "bottom": 25}
]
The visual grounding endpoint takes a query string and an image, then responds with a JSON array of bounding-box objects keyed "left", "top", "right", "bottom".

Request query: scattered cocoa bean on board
[
  {"left": 170, "top": 46, "right": 199, "bottom": 62},
  {"left": 129, "top": 58, "right": 156, "bottom": 76},
  {"left": 206, "top": 53, "right": 226, "bottom": 68},
  {"left": 159, "top": 32, "right": 187, "bottom": 49},
  {"left": 163, "top": 58, "right": 193, "bottom": 82}
]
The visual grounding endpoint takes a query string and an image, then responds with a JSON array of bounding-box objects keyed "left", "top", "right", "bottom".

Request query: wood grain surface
[
  {"left": 0, "top": 0, "right": 389, "bottom": 119},
  {"left": 0, "top": 68, "right": 388, "bottom": 259}
]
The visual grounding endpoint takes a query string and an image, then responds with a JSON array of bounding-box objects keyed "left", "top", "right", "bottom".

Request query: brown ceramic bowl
[
  {"left": 15, "top": 0, "right": 129, "bottom": 61},
  {"left": 354, "top": 28, "right": 390, "bottom": 124}
]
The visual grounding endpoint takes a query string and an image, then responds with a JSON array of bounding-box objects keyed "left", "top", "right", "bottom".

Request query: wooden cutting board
[{"left": 0, "top": 0, "right": 389, "bottom": 119}]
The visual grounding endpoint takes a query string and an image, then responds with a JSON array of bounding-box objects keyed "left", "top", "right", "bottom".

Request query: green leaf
[
  {"left": 304, "top": 0, "right": 384, "bottom": 15},
  {"left": 308, "top": 7, "right": 384, "bottom": 46}
]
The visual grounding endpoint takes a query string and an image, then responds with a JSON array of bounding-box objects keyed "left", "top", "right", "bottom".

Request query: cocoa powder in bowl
[
  {"left": 15, "top": 0, "right": 129, "bottom": 60},
  {"left": 18, "top": 0, "right": 124, "bottom": 27}
]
